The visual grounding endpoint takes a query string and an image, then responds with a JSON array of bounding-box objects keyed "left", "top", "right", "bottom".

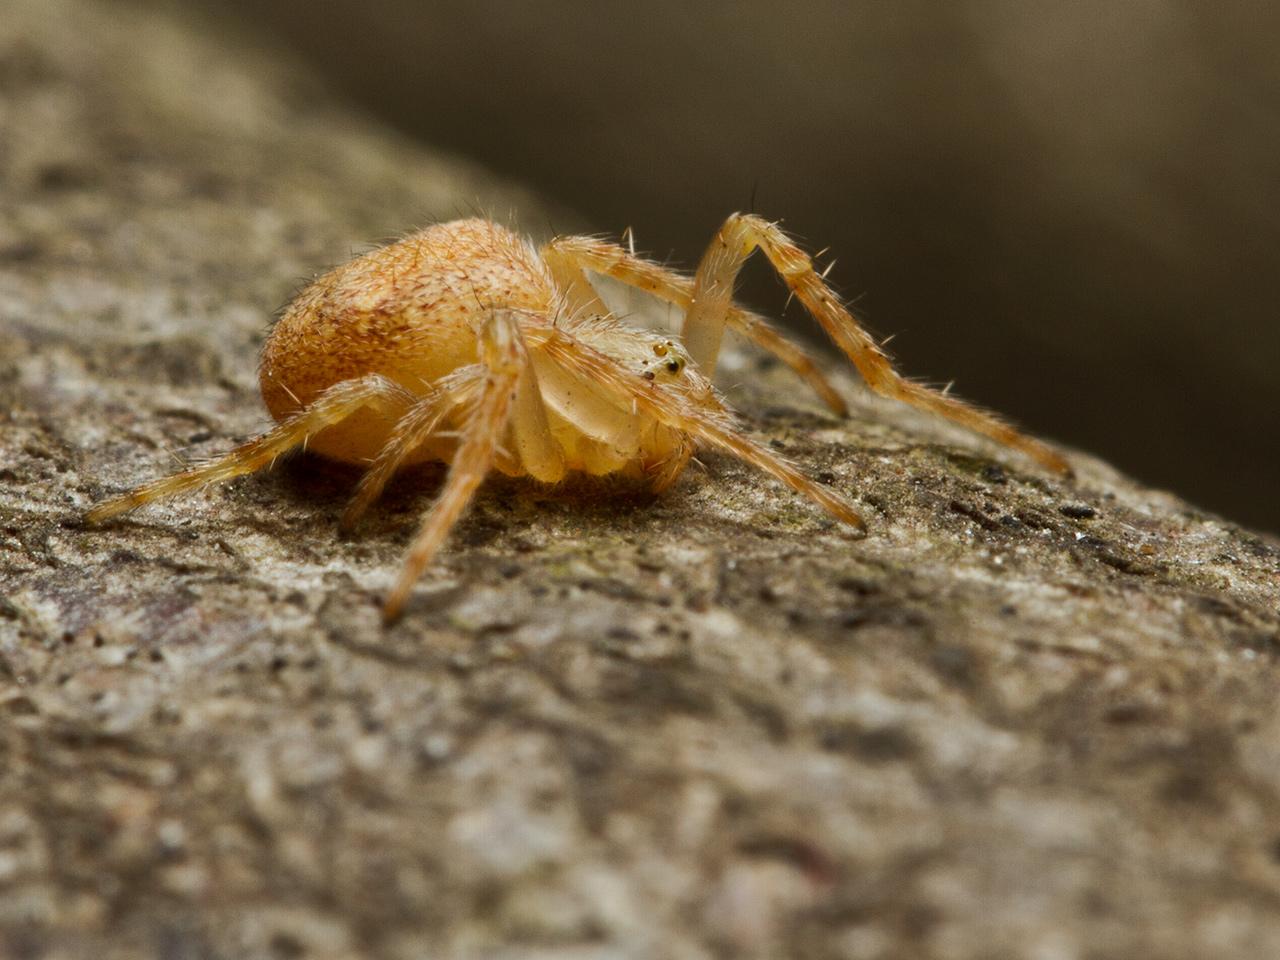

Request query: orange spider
[{"left": 87, "top": 216, "right": 1068, "bottom": 620}]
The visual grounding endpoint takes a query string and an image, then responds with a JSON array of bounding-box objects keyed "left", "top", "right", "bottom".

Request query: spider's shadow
[
  {"left": 270, "top": 452, "right": 673, "bottom": 542},
  {"left": 270, "top": 453, "right": 367, "bottom": 510}
]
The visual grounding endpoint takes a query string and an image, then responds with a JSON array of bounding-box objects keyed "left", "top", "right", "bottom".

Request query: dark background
[{"left": 210, "top": 0, "right": 1278, "bottom": 532}]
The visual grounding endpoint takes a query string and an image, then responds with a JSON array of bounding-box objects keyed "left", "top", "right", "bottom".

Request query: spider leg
[
  {"left": 541, "top": 236, "right": 847, "bottom": 414},
  {"left": 343, "top": 330, "right": 565, "bottom": 531},
  {"left": 685, "top": 213, "right": 1070, "bottom": 474},
  {"left": 85, "top": 375, "right": 414, "bottom": 524},
  {"left": 532, "top": 328, "right": 865, "bottom": 532},
  {"left": 507, "top": 335, "right": 568, "bottom": 484},
  {"left": 643, "top": 432, "right": 694, "bottom": 494},
  {"left": 339, "top": 385, "right": 460, "bottom": 532},
  {"left": 382, "top": 310, "right": 528, "bottom": 622}
]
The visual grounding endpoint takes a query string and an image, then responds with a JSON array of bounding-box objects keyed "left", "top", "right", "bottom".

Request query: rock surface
[{"left": 3, "top": 1, "right": 1280, "bottom": 958}]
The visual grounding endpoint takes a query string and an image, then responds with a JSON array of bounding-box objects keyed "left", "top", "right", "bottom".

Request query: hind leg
[{"left": 85, "top": 375, "right": 414, "bottom": 524}]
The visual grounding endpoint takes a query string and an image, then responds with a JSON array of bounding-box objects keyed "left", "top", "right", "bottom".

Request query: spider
[{"left": 86, "top": 215, "right": 1069, "bottom": 620}]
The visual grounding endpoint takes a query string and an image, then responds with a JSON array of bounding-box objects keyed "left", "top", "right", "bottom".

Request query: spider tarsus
[
  {"left": 84, "top": 495, "right": 133, "bottom": 526},
  {"left": 1046, "top": 453, "right": 1075, "bottom": 478},
  {"left": 381, "top": 595, "right": 406, "bottom": 624}
]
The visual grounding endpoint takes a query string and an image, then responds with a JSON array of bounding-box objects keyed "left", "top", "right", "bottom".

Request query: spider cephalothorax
[{"left": 88, "top": 215, "right": 1068, "bottom": 619}]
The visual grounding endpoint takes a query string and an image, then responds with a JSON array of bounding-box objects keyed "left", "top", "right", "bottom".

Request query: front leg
[
  {"left": 685, "top": 214, "right": 1071, "bottom": 474},
  {"left": 532, "top": 327, "right": 865, "bottom": 533},
  {"left": 540, "top": 235, "right": 847, "bottom": 414}
]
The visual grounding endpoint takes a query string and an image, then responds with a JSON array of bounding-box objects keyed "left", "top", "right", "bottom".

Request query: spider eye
[
  {"left": 666, "top": 358, "right": 683, "bottom": 374},
  {"left": 653, "top": 343, "right": 668, "bottom": 357}
]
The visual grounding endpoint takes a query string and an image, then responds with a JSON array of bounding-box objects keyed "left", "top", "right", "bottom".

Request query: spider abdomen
[{"left": 258, "top": 219, "right": 556, "bottom": 464}]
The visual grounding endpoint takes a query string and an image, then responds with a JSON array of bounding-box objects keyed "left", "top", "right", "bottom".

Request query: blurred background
[{"left": 209, "top": 0, "right": 1278, "bottom": 532}]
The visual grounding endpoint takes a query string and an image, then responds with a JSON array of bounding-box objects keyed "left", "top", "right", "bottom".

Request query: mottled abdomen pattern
[{"left": 259, "top": 219, "right": 555, "bottom": 462}]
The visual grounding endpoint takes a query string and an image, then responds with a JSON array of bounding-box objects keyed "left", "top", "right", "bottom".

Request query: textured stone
[{"left": 3, "top": 2, "right": 1280, "bottom": 959}]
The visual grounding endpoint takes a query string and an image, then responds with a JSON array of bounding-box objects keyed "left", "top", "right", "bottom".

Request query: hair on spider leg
[
  {"left": 158, "top": 443, "right": 191, "bottom": 470},
  {"left": 781, "top": 287, "right": 798, "bottom": 315}
]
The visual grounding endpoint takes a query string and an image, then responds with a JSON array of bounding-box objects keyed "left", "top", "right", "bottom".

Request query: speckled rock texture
[{"left": 3, "top": 2, "right": 1280, "bottom": 958}]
